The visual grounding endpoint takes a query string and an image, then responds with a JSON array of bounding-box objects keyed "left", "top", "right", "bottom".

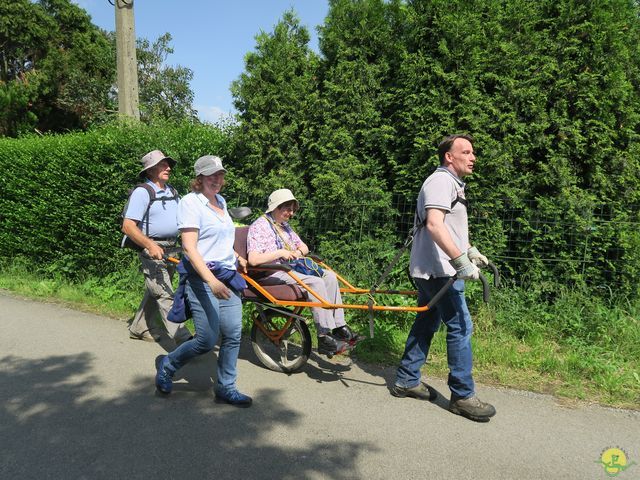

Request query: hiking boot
[
  {"left": 215, "top": 389, "right": 253, "bottom": 408},
  {"left": 390, "top": 382, "right": 436, "bottom": 401},
  {"left": 449, "top": 395, "right": 496, "bottom": 422},
  {"left": 155, "top": 355, "right": 174, "bottom": 394},
  {"left": 317, "top": 334, "right": 349, "bottom": 358},
  {"left": 332, "top": 325, "right": 366, "bottom": 344},
  {"left": 129, "top": 328, "right": 160, "bottom": 342}
]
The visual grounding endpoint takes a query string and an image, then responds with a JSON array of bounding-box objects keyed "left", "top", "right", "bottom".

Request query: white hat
[
  {"left": 139, "top": 150, "right": 176, "bottom": 175},
  {"left": 266, "top": 188, "right": 298, "bottom": 213},
  {"left": 194, "top": 155, "right": 227, "bottom": 176}
]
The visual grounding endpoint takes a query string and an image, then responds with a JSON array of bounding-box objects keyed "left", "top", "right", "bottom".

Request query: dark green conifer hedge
[{"left": 0, "top": 121, "right": 229, "bottom": 277}]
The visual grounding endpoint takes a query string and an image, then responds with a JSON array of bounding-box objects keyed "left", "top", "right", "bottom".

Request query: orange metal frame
[
  {"left": 168, "top": 254, "right": 430, "bottom": 315},
  {"left": 243, "top": 261, "right": 431, "bottom": 313},
  {"left": 252, "top": 305, "right": 304, "bottom": 344}
]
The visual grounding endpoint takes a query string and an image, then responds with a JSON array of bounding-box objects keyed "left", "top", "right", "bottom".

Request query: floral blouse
[{"left": 247, "top": 214, "right": 303, "bottom": 262}]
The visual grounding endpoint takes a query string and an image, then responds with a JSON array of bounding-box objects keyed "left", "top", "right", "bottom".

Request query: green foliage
[
  {"left": 0, "top": 120, "right": 230, "bottom": 278},
  {"left": 474, "top": 281, "right": 640, "bottom": 405},
  {"left": 393, "top": 0, "right": 640, "bottom": 295},
  {"left": 0, "top": 0, "right": 114, "bottom": 135},
  {"left": 306, "top": 0, "right": 401, "bottom": 259},
  {"left": 228, "top": 0, "right": 640, "bottom": 297},
  {"left": 0, "top": 1, "right": 198, "bottom": 136},
  {"left": 230, "top": 10, "right": 320, "bottom": 199},
  {"left": 136, "top": 33, "right": 198, "bottom": 122}
]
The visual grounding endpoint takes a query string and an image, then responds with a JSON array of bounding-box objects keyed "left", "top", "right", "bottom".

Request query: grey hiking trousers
[{"left": 129, "top": 243, "right": 191, "bottom": 342}]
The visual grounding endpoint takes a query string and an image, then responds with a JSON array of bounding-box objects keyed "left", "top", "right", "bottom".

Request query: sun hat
[
  {"left": 266, "top": 188, "right": 298, "bottom": 213},
  {"left": 139, "top": 150, "right": 176, "bottom": 175},
  {"left": 194, "top": 155, "right": 227, "bottom": 176}
]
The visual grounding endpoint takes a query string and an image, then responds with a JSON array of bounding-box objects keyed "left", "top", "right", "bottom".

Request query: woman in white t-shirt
[{"left": 154, "top": 155, "right": 252, "bottom": 407}]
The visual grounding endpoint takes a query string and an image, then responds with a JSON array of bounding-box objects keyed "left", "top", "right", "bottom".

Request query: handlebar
[
  {"left": 479, "top": 272, "right": 490, "bottom": 302},
  {"left": 228, "top": 206, "right": 252, "bottom": 220},
  {"left": 487, "top": 261, "right": 500, "bottom": 287},
  {"left": 426, "top": 276, "right": 457, "bottom": 309},
  {"left": 425, "top": 261, "right": 496, "bottom": 310},
  {"left": 425, "top": 271, "right": 491, "bottom": 310}
]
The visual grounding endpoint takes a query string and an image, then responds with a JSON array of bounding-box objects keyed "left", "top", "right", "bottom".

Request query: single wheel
[{"left": 250, "top": 309, "right": 311, "bottom": 373}]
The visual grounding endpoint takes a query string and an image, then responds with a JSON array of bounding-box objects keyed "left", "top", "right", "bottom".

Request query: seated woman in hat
[{"left": 246, "top": 189, "right": 364, "bottom": 356}]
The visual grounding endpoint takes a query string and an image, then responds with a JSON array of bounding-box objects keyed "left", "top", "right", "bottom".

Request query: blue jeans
[
  {"left": 395, "top": 278, "right": 475, "bottom": 398},
  {"left": 166, "top": 274, "right": 243, "bottom": 395}
]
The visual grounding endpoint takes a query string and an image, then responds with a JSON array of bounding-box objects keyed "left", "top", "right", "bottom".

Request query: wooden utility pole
[{"left": 115, "top": 0, "right": 140, "bottom": 119}]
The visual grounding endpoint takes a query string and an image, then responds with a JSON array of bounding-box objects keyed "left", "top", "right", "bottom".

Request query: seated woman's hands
[{"left": 278, "top": 248, "right": 298, "bottom": 261}]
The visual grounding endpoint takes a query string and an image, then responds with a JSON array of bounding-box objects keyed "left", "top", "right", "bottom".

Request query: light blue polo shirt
[
  {"left": 177, "top": 192, "right": 236, "bottom": 269},
  {"left": 123, "top": 180, "right": 179, "bottom": 238}
]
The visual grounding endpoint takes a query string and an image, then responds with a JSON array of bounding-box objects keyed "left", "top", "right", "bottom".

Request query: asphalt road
[{"left": 1, "top": 291, "right": 638, "bottom": 480}]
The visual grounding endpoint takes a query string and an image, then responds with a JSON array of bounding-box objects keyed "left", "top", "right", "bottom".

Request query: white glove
[
  {"left": 467, "top": 246, "right": 489, "bottom": 267},
  {"left": 449, "top": 252, "right": 480, "bottom": 280}
]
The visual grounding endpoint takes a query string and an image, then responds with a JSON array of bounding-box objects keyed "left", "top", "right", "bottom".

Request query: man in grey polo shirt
[
  {"left": 391, "top": 134, "right": 496, "bottom": 422},
  {"left": 122, "top": 150, "right": 192, "bottom": 344}
]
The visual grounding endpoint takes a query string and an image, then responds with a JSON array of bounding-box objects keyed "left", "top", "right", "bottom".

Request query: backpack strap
[
  {"left": 263, "top": 213, "right": 295, "bottom": 251},
  {"left": 135, "top": 183, "right": 156, "bottom": 237},
  {"left": 166, "top": 184, "right": 178, "bottom": 199},
  {"left": 450, "top": 195, "right": 468, "bottom": 210},
  {"left": 121, "top": 183, "right": 179, "bottom": 249},
  {"left": 121, "top": 184, "right": 155, "bottom": 234},
  {"left": 137, "top": 183, "right": 179, "bottom": 237}
]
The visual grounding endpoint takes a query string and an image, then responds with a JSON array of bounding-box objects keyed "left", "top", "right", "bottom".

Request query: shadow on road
[
  {"left": 0, "top": 351, "right": 375, "bottom": 479},
  {"left": 235, "top": 327, "right": 453, "bottom": 417},
  {"left": 237, "top": 334, "right": 388, "bottom": 389}
]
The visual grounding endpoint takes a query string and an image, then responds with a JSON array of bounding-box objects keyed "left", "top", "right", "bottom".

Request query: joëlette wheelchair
[{"left": 233, "top": 226, "right": 491, "bottom": 373}]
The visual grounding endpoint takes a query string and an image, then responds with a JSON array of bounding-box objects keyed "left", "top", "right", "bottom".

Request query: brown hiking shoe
[
  {"left": 449, "top": 395, "right": 496, "bottom": 422},
  {"left": 390, "top": 382, "right": 436, "bottom": 401},
  {"left": 129, "top": 329, "right": 160, "bottom": 342}
]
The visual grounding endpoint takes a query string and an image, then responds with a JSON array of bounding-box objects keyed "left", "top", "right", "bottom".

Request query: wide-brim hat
[
  {"left": 266, "top": 188, "right": 298, "bottom": 213},
  {"left": 194, "top": 155, "right": 227, "bottom": 176},
  {"left": 139, "top": 150, "right": 176, "bottom": 175}
]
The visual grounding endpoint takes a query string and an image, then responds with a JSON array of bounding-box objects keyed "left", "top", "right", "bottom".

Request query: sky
[{"left": 73, "top": 1, "right": 329, "bottom": 123}]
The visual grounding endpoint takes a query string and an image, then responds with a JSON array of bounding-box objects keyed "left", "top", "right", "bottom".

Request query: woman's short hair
[{"left": 190, "top": 177, "right": 204, "bottom": 192}]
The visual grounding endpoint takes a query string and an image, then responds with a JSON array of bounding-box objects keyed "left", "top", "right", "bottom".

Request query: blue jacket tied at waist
[{"left": 168, "top": 258, "right": 247, "bottom": 323}]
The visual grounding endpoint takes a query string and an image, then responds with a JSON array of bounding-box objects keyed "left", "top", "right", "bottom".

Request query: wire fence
[{"left": 232, "top": 195, "right": 640, "bottom": 294}]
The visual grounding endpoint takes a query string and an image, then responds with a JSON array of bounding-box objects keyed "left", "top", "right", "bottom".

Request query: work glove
[
  {"left": 449, "top": 252, "right": 480, "bottom": 280},
  {"left": 467, "top": 246, "right": 489, "bottom": 267}
]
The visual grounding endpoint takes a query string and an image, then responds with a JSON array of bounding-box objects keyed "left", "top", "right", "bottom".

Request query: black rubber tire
[{"left": 250, "top": 310, "right": 311, "bottom": 373}]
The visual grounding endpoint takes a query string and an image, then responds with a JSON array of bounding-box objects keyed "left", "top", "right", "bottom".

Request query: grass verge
[
  {"left": 351, "top": 283, "right": 640, "bottom": 409},
  {"left": 1, "top": 260, "right": 637, "bottom": 409}
]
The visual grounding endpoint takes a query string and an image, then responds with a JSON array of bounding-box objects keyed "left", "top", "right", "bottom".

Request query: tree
[
  {"left": 0, "top": 0, "right": 114, "bottom": 135},
  {"left": 230, "top": 10, "right": 320, "bottom": 200},
  {"left": 312, "top": 0, "right": 404, "bottom": 202},
  {"left": 136, "top": 33, "right": 197, "bottom": 123},
  {"left": 0, "top": 0, "right": 198, "bottom": 137},
  {"left": 393, "top": 0, "right": 640, "bottom": 290},
  {"left": 230, "top": 0, "right": 640, "bottom": 292}
]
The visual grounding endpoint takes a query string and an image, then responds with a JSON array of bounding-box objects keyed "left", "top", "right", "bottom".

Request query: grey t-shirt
[{"left": 409, "top": 167, "right": 469, "bottom": 279}]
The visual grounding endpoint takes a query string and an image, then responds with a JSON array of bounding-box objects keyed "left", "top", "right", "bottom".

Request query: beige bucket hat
[
  {"left": 139, "top": 150, "right": 176, "bottom": 175},
  {"left": 266, "top": 188, "right": 299, "bottom": 213}
]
